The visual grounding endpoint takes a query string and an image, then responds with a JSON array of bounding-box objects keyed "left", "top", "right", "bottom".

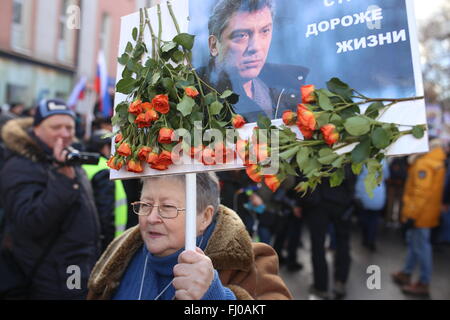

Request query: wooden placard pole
[{"left": 185, "top": 173, "right": 196, "bottom": 251}]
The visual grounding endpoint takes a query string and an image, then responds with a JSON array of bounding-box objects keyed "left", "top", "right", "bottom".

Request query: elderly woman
[{"left": 87, "top": 172, "right": 292, "bottom": 300}]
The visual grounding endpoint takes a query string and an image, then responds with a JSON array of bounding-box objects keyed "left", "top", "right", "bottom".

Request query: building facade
[{"left": 0, "top": 0, "right": 157, "bottom": 112}]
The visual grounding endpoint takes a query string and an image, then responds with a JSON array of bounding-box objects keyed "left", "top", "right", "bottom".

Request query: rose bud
[
  {"left": 264, "top": 175, "right": 281, "bottom": 192},
  {"left": 282, "top": 110, "right": 297, "bottom": 126},
  {"left": 137, "top": 146, "right": 152, "bottom": 161},
  {"left": 135, "top": 112, "right": 152, "bottom": 128},
  {"left": 128, "top": 99, "right": 142, "bottom": 115},
  {"left": 146, "top": 151, "right": 159, "bottom": 165},
  {"left": 297, "top": 104, "right": 316, "bottom": 131},
  {"left": 107, "top": 156, "right": 123, "bottom": 171},
  {"left": 152, "top": 94, "right": 170, "bottom": 114},
  {"left": 114, "top": 133, "right": 123, "bottom": 144},
  {"left": 141, "top": 102, "right": 153, "bottom": 112},
  {"left": 147, "top": 109, "right": 159, "bottom": 122},
  {"left": 301, "top": 84, "right": 316, "bottom": 104},
  {"left": 232, "top": 114, "right": 246, "bottom": 129},
  {"left": 321, "top": 124, "right": 340, "bottom": 146},
  {"left": 245, "top": 164, "right": 263, "bottom": 183},
  {"left": 185, "top": 87, "right": 199, "bottom": 98},
  {"left": 158, "top": 150, "right": 173, "bottom": 166},
  {"left": 127, "top": 159, "right": 144, "bottom": 173},
  {"left": 158, "top": 127, "right": 174, "bottom": 144},
  {"left": 299, "top": 127, "right": 314, "bottom": 140},
  {"left": 117, "top": 142, "right": 132, "bottom": 157},
  {"left": 151, "top": 162, "right": 169, "bottom": 171}
]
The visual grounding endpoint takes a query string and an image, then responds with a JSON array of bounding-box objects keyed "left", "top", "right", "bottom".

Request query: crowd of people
[{"left": 0, "top": 100, "right": 449, "bottom": 300}]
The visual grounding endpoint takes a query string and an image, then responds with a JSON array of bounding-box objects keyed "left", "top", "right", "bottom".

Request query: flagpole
[{"left": 185, "top": 173, "right": 196, "bottom": 251}]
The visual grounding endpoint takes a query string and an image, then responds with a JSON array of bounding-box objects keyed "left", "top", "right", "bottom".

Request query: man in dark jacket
[
  {"left": 299, "top": 166, "right": 356, "bottom": 300},
  {"left": 0, "top": 99, "right": 101, "bottom": 299}
]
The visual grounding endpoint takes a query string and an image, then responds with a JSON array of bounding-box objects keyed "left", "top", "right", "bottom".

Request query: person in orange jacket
[{"left": 392, "top": 138, "right": 446, "bottom": 297}]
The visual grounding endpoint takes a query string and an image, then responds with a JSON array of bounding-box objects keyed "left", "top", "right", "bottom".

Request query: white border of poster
[{"left": 111, "top": 0, "right": 428, "bottom": 180}]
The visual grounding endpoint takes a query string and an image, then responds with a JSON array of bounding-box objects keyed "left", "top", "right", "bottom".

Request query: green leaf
[
  {"left": 331, "top": 155, "right": 345, "bottom": 168},
  {"left": 125, "top": 41, "right": 133, "bottom": 53},
  {"left": 316, "top": 113, "right": 330, "bottom": 128},
  {"left": 151, "top": 72, "right": 160, "bottom": 85},
  {"left": 220, "top": 90, "right": 233, "bottom": 99},
  {"left": 284, "top": 162, "right": 299, "bottom": 176},
  {"left": 162, "top": 41, "right": 177, "bottom": 53},
  {"left": 344, "top": 116, "right": 371, "bottom": 136},
  {"left": 173, "top": 33, "right": 195, "bottom": 50},
  {"left": 190, "top": 112, "right": 203, "bottom": 124},
  {"left": 128, "top": 113, "right": 136, "bottom": 125},
  {"left": 352, "top": 162, "right": 363, "bottom": 175},
  {"left": 177, "top": 95, "right": 196, "bottom": 117},
  {"left": 412, "top": 125, "right": 425, "bottom": 139},
  {"left": 326, "top": 77, "right": 353, "bottom": 99},
  {"left": 132, "top": 27, "right": 138, "bottom": 41},
  {"left": 318, "top": 148, "right": 339, "bottom": 165},
  {"left": 171, "top": 50, "right": 184, "bottom": 63},
  {"left": 209, "top": 101, "right": 223, "bottom": 115},
  {"left": 317, "top": 91, "right": 333, "bottom": 111},
  {"left": 330, "top": 168, "right": 345, "bottom": 187},
  {"left": 115, "top": 102, "right": 128, "bottom": 114},
  {"left": 116, "top": 78, "right": 137, "bottom": 94},
  {"left": 303, "top": 158, "right": 321, "bottom": 176},
  {"left": 162, "top": 78, "right": 174, "bottom": 91},
  {"left": 365, "top": 102, "right": 384, "bottom": 119},
  {"left": 330, "top": 113, "right": 343, "bottom": 126},
  {"left": 204, "top": 93, "right": 217, "bottom": 105},
  {"left": 296, "top": 147, "right": 310, "bottom": 168},
  {"left": 351, "top": 138, "right": 371, "bottom": 163},
  {"left": 118, "top": 53, "right": 130, "bottom": 65},
  {"left": 371, "top": 127, "right": 391, "bottom": 149},
  {"left": 257, "top": 115, "right": 272, "bottom": 130},
  {"left": 280, "top": 146, "right": 301, "bottom": 161}
]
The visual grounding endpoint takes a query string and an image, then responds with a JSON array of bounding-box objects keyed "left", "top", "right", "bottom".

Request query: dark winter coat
[{"left": 0, "top": 118, "right": 101, "bottom": 299}]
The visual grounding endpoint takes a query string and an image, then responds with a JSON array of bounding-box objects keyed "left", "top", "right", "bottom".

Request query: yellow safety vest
[{"left": 83, "top": 157, "right": 128, "bottom": 237}]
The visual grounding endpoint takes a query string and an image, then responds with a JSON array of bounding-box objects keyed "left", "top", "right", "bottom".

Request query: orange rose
[
  {"left": 152, "top": 94, "right": 170, "bottom": 114},
  {"left": 299, "top": 127, "right": 314, "bottom": 139},
  {"left": 147, "top": 109, "right": 159, "bottom": 122},
  {"left": 265, "top": 175, "right": 281, "bottom": 192},
  {"left": 137, "top": 146, "right": 152, "bottom": 161},
  {"left": 245, "top": 164, "right": 262, "bottom": 183},
  {"left": 232, "top": 114, "right": 246, "bottom": 129},
  {"left": 117, "top": 142, "right": 132, "bottom": 157},
  {"left": 158, "top": 150, "right": 173, "bottom": 166},
  {"left": 107, "top": 156, "right": 123, "bottom": 170},
  {"left": 158, "top": 127, "right": 174, "bottom": 144},
  {"left": 282, "top": 110, "right": 296, "bottom": 126},
  {"left": 185, "top": 87, "right": 199, "bottom": 98},
  {"left": 297, "top": 104, "right": 316, "bottom": 131},
  {"left": 114, "top": 133, "right": 123, "bottom": 144},
  {"left": 146, "top": 152, "right": 159, "bottom": 165},
  {"left": 141, "top": 102, "right": 153, "bottom": 112},
  {"left": 135, "top": 112, "right": 152, "bottom": 128},
  {"left": 128, "top": 99, "right": 142, "bottom": 115},
  {"left": 301, "top": 85, "right": 316, "bottom": 104},
  {"left": 127, "top": 159, "right": 143, "bottom": 173},
  {"left": 321, "top": 124, "right": 340, "bottom": 146}
]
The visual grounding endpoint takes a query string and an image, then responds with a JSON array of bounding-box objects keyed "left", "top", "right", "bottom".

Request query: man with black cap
[{"left": 0, "top": 99, "right": 101, "bottom": 299}]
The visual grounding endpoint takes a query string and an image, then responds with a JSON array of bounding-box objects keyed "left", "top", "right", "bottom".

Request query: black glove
[{"left": 404, "top": 218, "right": 416, "bottom": 229}]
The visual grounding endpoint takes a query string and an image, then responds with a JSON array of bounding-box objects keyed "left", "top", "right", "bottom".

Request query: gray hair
[
  {"left": 141, "top": 172, "right": 221, "bottom": 215},
  {"left": 208, "top": 0, "right": 275, "bottom": 40}
]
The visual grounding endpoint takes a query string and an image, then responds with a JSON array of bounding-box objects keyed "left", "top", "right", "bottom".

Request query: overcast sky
[{"left": 414, "top": 0, "right": 446, "bottom": 22}]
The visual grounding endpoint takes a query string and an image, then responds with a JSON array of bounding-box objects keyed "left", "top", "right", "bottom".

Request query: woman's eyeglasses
[{"left": 131, "top": 201, "right": 185, "bottom": 219}]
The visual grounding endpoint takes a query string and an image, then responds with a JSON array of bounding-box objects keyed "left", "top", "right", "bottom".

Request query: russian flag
[
  {"left": 96, "top": 51, "right": 112, "bottom": 117},
  {"left": 67, "top": 76, "right": 87, "bottom": 110}
]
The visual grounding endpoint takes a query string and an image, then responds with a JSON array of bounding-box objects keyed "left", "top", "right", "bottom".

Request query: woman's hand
[{"left": 173, "top": 247, "right": 214, "bottom": 300}]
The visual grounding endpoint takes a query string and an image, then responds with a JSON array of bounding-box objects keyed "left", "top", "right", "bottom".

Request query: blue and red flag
[
  {"left": 67, "top": 76, "right": 87, "bottom": 110},
  {"left": 95, "top": 51, "right": 112, "bottom": 117}
]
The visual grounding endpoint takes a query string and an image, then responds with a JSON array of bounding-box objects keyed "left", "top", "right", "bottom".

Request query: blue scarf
[{"left": 113, "top": 220, "right": 217, "bottom": 300}]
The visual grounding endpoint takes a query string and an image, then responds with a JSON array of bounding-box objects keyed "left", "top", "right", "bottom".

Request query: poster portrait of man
[
  {"left": 191, "top": 0, "right": 309, "bottom": 123},
  {"left": 189, "top": 0, "right": 423, "bottom": 124}
]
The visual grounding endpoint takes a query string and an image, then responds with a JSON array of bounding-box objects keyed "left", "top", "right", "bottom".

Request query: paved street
[{"left": 279, "top": 224, "right": 450, "bottom": 300}]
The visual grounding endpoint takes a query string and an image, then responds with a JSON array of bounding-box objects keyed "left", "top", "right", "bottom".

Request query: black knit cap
[{"left": 33, "top": 99, "right": 76, "bottom": 127}]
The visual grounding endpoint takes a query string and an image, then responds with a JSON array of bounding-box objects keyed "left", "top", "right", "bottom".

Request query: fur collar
[
  {"left": 88, "top": 205, "right": 254, "bottom": 295},
  {"left": 1, "top": 117, "right": 45, "bottom": 162}
]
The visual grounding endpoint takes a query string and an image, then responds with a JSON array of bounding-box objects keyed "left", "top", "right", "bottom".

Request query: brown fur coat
[{"left": 87, "top": 205, "right": 292, "bottom": 300}]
